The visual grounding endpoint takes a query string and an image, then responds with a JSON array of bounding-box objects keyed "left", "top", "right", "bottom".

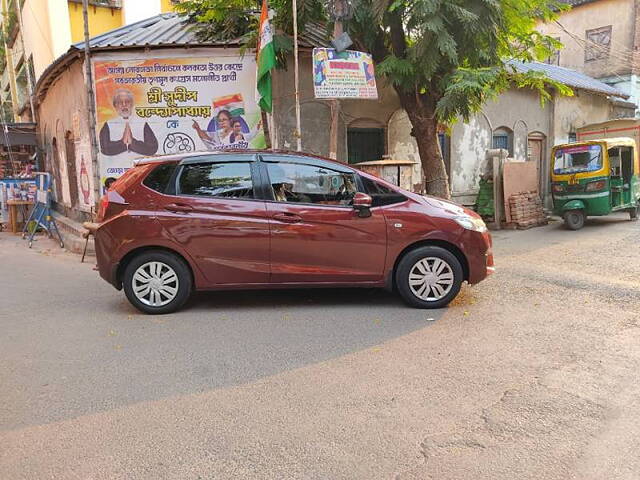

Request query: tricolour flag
[{"left": 256, "top": 0, "right": 276, "bottom": 113}]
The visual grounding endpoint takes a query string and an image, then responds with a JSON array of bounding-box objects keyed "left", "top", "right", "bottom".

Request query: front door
[
  {"left": 156, "top": 156, "right": 270, "bottom": 286},
  {"left": 528, "top": 136, "right": 544, "bottom": 193},
  {"left": 261, "top": 157, "right": 387, "bottom": 284}
]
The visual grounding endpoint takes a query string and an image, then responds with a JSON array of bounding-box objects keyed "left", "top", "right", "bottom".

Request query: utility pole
[
  {"left": 328, "top": 20, "right": 342, "bottom": 160},
  {"left": 328, "top": 0, "right": 350, "bottom": 161},
  {"left": 14, "top": 0, "right": 35, "bottom": 121},
  {"left": 82, "top": 0, "right": 101, "bottom": 207},
  {"left": 292, "top": 0, "right": 302, "bottom": 151}
]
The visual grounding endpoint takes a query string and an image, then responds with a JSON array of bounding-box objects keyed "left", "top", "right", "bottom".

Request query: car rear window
[
  {"left": 143, "top": 162, "right": 178, "bottom": 193},
  {"left": 361, "top": 176, "right": 407, "bottom": 207}
]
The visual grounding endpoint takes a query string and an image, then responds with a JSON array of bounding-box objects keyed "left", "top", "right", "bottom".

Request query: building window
[
  {"left": 568, "top": 132, "right": 577, "bottom": 143},
  {"left": 585, "top": 26, "right": 612, "bottom": 62},
  {"left": 347, "top": 128, "right": 385, "bottom": 164},
  {"left": 492, "top": 127, "right": 513, "bottom": 155}
]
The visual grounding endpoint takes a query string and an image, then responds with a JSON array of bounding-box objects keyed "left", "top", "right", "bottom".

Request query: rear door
[
  {"left": 261, "top": 155, "right": 387, "bottom": 284},
  {"left": 155, "top": 154, "right": 270, "bottom": 286}
]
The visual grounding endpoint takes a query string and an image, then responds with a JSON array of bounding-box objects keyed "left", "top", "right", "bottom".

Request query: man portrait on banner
[{"left": 99, "top": 88, "right": 158, "bottom": 157}]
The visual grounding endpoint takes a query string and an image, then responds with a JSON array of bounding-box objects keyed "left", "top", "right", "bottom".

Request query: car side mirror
[{"left": 353, "top": 192, "right": 372, "bottom": 218}]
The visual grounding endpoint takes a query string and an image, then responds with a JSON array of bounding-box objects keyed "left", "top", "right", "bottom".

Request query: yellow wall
[
  {"left": 160, "top": 0, "right": 177, "bottom": 12},
  {"left": 67, "top": 1, "right": 123, "bottom": 43}
]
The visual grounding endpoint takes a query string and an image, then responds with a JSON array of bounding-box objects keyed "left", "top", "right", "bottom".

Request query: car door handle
[
  {"left": 164, "top": 203, "right": 194, "bottom": 213},
  {"left": 273, "top": 212, "right": 302, "bottom": 223}
]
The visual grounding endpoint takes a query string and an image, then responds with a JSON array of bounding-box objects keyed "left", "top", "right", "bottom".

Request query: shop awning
[{"left": 0, "top": 123, "right": 37, "bottom": 147}]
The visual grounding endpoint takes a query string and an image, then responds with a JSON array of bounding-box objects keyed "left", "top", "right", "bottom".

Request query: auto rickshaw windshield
[{"left": 554, "top": 144, "right": 602, "bottom": 175}]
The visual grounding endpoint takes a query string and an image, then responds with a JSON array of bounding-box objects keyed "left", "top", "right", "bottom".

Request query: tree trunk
[{"left": 397, "top": 92, "right": 451, "bottom": 200}]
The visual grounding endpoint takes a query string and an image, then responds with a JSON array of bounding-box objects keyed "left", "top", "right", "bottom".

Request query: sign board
[
  {"left": 313, "top": 48, "right": 378, "bottom": 99},
  {"left": 93, "top": 53, "right": 266, "bottom": 192}
]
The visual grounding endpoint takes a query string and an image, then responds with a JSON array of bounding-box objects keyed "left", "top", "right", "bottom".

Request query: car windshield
[{"left": 554, "top": 144, "right": 602, "bottom": 175}]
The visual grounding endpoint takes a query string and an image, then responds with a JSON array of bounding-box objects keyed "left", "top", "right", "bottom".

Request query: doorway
[
  {"left": 65, "top": 131, "right": 79, "bottom": 207},
  {"left": 527, "top": 132, "right": 546, "bottom": 195}
]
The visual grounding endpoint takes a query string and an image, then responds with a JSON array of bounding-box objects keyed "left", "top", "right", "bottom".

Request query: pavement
[{"left": 1, "top": 213, "right": 640, "bottom": 479}]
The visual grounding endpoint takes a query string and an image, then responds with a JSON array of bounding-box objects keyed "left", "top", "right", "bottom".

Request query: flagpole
[{"left": 292, "top": 0, "right": 302, "bottom": 151}]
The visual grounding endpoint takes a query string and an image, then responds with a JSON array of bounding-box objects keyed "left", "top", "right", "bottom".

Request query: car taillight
[
  {"left": 97, "top": 195, "right": 109, "bottom": 222},
  {"left": 97, "top": 191, "right": 129, "bottom": 222},
  {"left": 585, "top": 180, "right": 606, "bottom": 192}
]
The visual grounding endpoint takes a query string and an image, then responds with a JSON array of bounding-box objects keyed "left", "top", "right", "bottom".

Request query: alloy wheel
[
  {"left": 408, "top": 257, "right": 455, "bottom": 301},
  {"left": 132, "top": 261, "right": 180, "bottom": 307}
]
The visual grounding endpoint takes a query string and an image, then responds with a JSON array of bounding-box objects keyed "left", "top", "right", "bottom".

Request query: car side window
[
  {"left": 143, "top": 162, "right": 178, "bottom": 193},
  {"left": 266, "top": 162, "right": 357, "bottom": 206},
  {"left": 360, "top": 176, "right": 407, "bottom": 207},
  {"left": 178, "top": 162, "right": 254, "bottom": 198}
]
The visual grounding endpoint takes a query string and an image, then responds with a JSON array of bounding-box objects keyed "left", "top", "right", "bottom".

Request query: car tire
[
  {"left": 564, "top": 210, "right": 585, "bottom": 230},
  {"left": 395, "top": 246, "right": 464, "bottom": 309},
  {"left": 123, "top": 250, "right": 192, "bottom": 314}
]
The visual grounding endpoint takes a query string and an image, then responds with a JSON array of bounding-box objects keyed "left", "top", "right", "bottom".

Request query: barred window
[{"left": 585, "top": 26, "right": 611, "bottom": 62}]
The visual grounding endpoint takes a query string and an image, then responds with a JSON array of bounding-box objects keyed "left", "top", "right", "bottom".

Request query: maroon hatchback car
[{"left": 95, "top": 151, "right": 494, "bottom": 314}]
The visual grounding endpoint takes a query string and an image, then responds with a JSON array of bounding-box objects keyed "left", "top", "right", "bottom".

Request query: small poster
[{"left": 313, "top": 48, "right": 378, "bottom": 99}]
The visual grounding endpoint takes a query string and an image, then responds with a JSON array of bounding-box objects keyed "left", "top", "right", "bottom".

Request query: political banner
[
  {"left": 93, "top": 54, "right": 266, "bottom": 191},
  {"left": 313, "top": 48, "right": 378, "bottom": 99}
]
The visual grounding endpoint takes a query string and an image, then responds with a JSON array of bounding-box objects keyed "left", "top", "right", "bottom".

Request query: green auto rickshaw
[{"left": 551, "top": 137, "right": 640, "bottom": 230}]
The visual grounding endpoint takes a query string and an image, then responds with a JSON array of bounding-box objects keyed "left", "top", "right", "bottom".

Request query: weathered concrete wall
[
  {"left": 553, "top": 90, "right": 614, "bottom": 144},
  {"left": 37, "top": 60, "right": 91, "bottom": 222},
  {"left": 449, "top": 89, "right": 551, "bottom": 205},
  {"left": 536, "top": 0, "right": 634, "bottom": 78}
]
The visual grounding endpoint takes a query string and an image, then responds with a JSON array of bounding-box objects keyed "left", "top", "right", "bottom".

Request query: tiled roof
[{"left": 508, "top": 60, "right": 629, "bottom": 99}]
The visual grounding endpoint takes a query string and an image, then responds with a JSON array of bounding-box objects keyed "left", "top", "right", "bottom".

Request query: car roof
[{"left": 135, "top": 149, "right": 355, "bottom": 173}]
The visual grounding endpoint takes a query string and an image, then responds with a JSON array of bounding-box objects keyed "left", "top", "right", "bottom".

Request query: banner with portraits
[
  {"left": 313, "top": 48, "right": 378, "bottom": 99},
  {"left": 93, "top": 52, "right": 266, "bottom": 192}
]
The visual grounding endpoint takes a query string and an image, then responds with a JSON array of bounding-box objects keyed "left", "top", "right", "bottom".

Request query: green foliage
[{"left": 176, "top": 0, "right": 326, "bottom": 68}]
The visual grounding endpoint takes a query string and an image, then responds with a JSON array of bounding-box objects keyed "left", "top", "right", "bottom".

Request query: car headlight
[{"left": 454, "top": 215, "right": 487, "bottom": 233}]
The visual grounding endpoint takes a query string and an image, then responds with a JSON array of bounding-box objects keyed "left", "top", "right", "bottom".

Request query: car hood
[{"left": 420, "top": 195, "right": 480, "bottom": 218}]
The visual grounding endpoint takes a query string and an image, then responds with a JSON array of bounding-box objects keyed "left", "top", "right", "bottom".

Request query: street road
[{"left": 2, "top": 213, "right": 640, "bottom": 479}]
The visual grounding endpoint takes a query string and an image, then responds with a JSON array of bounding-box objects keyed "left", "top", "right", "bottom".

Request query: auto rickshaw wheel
[
  {"left": 629, "top": 204, "right": 639, "bottom": 221},
  {"left": 564, "top": 210, "right": 585, "bottom": 230}
]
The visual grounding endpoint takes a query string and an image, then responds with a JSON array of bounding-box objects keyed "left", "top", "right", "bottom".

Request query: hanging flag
[{"left": 256, "top": 0, "right": 276, "bottom": 113}]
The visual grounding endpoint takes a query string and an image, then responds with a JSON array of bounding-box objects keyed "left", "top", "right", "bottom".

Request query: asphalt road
[
  {"left": 0, "top": 238, "right": 438, "bottom": 430},
  {"left": 2, "top": 214, "right": 640, "bottom": 479}
]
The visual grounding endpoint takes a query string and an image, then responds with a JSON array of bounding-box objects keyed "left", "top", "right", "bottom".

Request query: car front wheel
[
  {"left": 123, "top": 250, "right": 192, "bottom": 314},
  {"left": 395, "top": 246, "right": 464, "bottom": 309}
]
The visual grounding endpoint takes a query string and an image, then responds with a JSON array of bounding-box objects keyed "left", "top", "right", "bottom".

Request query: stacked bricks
[{"left": 509, "top": 191, "right": 547, "bottom": 229}]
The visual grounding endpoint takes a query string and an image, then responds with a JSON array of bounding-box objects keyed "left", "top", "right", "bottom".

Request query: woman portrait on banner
[{"left": 192, "top": 109, "right": 261, "bottom": 149}]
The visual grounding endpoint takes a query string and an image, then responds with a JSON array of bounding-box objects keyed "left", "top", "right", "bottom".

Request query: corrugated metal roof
[
  {"left": 508, "top": 60, "right": 629, "bottom": 99},
  {"left": 72, "top": 13, "right": 220, "bottom": 49},
  {"left": 72, "top": 12, "right": 329, "bottom": 50},
  {"left": 557, "top": 0, "right": 600, "bottom": 6}
]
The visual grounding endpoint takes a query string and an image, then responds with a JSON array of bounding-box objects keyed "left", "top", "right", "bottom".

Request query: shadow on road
[{"left": 188, "top": 287, "right": 404, "bottom": 311}]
